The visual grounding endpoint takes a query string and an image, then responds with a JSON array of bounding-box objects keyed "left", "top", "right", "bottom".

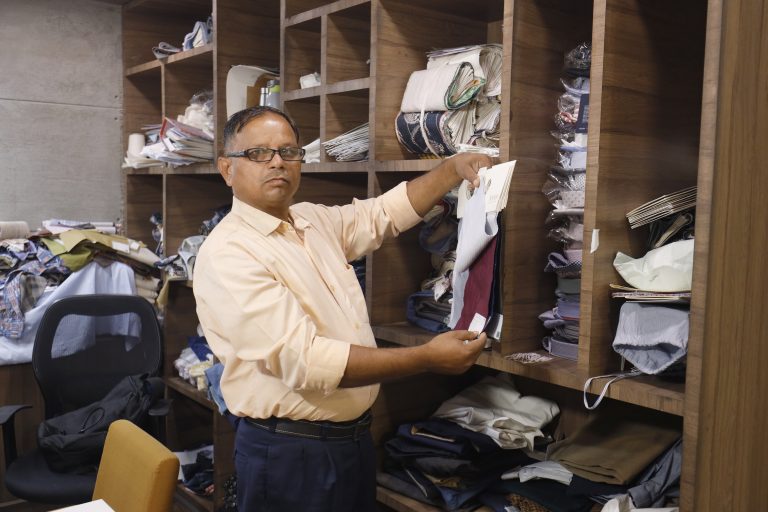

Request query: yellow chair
[{"left": 92, "top": 420, "right": 180, "bottom": 512}]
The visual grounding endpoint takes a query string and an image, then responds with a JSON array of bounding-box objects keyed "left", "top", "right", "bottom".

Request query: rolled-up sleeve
[
  {"left": 309, "top": 181, "right": 422, "bottom": 261},
  {"left": 194, "top": 244, "right": 350, "bottom": 393}
]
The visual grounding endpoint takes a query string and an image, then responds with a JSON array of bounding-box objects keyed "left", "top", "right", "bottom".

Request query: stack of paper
[
  {"left": 609, "top": 284, "right": 691, "bottom": 303},
  {"left": 141, "top": 118, "right": 214, "bottom": 166},
  {"left": 42, "top": 219, "right": 118, "bottom": 235},
  {"left": 626, "top": 186, "right": 697, "bottom": 228},
  {"left": 302, "top": 138, "right": 321, "bottom": 163},
  {"left": 322, "top": 123, "right": 368, "bottom": 161},
  {"left": 457, "top": 160, "right": 516, "bottom": 218}
]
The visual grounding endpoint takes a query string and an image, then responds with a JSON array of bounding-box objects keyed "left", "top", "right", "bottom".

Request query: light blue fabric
[{"left": 205, "top": 362, "right": 228, "bottom": 414}]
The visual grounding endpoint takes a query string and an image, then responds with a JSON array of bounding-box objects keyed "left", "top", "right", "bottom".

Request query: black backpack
[{"left": 37, "top": 374, "right": 161, "bottom": 473}]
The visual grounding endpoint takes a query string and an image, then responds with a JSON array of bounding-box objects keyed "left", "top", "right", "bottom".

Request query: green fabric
[{"left": 40, "top": 237, "right": 94, "bottom": 272}]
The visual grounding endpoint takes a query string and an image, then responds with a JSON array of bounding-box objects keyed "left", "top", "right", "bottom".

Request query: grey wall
[{"left": 0, "top": 0, "right": 122, "bottom": 230}]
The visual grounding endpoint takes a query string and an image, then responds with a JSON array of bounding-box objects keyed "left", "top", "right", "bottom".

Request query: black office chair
[{"left": 0, "top": 294, "right": 163, "bottom": 505}]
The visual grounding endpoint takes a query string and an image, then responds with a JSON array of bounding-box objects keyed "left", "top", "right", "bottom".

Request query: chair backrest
[
  {"left": 92, "top": 419, "right": 179, "bottom": 512},
  {"left": 32, "top": 294, "right": 162, "bottom": 418}
]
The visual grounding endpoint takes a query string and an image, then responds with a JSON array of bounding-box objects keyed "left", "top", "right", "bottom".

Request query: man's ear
[{"left": 218, "top": 156, "right": 233, "bottom": 187}]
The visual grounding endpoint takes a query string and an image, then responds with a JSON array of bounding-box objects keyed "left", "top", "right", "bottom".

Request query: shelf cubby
[
  {"left": 368, "top": 171, "right": 432, "bottom": 324},
  {"left": 371, "top": 0, "right": 503, "bottom": 161},
  {"left": 323, "top": 89, "right": 370, "bottom": 162},
  {"left": 163, "top": 174, "right": 231, "bottom": 259},
  {"left": 326, "top": 2, "right": 371, "bottom": 84},
  {"left": 283, "top": 96, "right": 321, "bottom": 147},
  {"left": 283, "top": 18, "right": 322, "bottom": 92},
  {"left": 580, "top": 0, "right": 708, "bottom": 375}
]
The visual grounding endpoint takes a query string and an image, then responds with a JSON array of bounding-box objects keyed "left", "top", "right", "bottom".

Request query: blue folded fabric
[{"left": 407, "top": 291, "right": 450, "bottom": 333}]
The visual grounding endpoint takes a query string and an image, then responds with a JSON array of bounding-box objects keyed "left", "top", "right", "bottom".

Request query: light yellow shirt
[{"left": 193, "top": 182, "right": 421, "bottom": 421}]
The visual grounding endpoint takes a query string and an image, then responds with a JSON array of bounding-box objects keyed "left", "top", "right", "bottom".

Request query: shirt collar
[{"left": 231, "top": 196, "right": 309, "bottom": 235}]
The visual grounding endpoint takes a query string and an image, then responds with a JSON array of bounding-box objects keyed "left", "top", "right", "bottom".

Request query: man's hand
[
  {"left": 420, "top": 330, "right": 487, "bottom": 375},
  {"left": 448, "top": 153, "right": 493, "bottom": 189},
  {"left": 407, "top": 153, "right": 495, "bottom": 216}
]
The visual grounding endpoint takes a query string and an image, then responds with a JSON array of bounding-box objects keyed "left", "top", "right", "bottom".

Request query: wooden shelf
[
  {"left": 166, "top": 43, "right": 214, "bottom": 65},
  {"left": 372, "top": 323, "right": 686, "bottom": 416},
  {"left": 282, "top": 78, "right": 370, "bottom": 101},
  {"left": 376, "top": 485, "right": 442, "bottom": 512},
  {"left": 283, "top": 85, "right": 322, "bottom": 101},
  {"left": 326, "top": 77, "right": 370, "bottom": 95},
  {"left": 124, "top": 165, "right": 167, "bottom": 175},
  {"left": 125, "top": 59, "right": 161, "bottom": 77},
  {"left": 174, "top": 484, "right": 214, "bottom": 512},
  {"left": 167, "top": 162, "right": 218, "bottom": 175},
  {"left": 166, "top": 376, "right": 214, "bottom": 411},
  {"left": 124, "top": 44, "right": 213, "bottom": 77},
  {"left": 301, "top": 161, "right": 369, "bottom": 173},
  {"left": 284, "top": 0, "right": 370, "bottom": 26}
]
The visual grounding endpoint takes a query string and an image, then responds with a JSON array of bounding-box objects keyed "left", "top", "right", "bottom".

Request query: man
[{"left": 193, "top": 106, "right": 491, "bottom": 511}]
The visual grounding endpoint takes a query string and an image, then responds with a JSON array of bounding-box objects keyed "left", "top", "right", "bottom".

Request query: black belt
[{"left": 245, "top": 411, "right": 372, "bottom": 440}]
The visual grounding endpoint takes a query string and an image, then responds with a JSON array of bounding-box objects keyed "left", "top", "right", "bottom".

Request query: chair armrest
[{"left": 0, "top": 404, "right": 32, "bottom": 469}]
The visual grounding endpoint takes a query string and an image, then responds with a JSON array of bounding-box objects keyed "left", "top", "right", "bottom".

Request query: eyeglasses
[{"left": 225, "top": 146, "right": 306, "bottom": 162}]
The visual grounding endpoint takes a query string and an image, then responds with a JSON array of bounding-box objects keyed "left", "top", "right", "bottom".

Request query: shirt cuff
[
  {"left": 305, "top": 336, "right": 351, "bottom": 393},
  {"left": 382, "top": 181, "right": 423, "bottom": 232}
]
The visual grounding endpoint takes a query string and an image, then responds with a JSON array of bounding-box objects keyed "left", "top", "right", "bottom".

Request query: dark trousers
[{"left": 235, "top": 418, "right": 377, "bottom": 511}]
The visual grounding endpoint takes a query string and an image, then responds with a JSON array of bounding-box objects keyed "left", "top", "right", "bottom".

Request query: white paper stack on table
[
  {"left": 626, "top": 186, "right": 697, "bottom": 229},
  {"left": 141, "top": 118, "right": 214, "bottom": 166},
  {"left": 457, "top": 160, "right": 516, "bottom": 219},
  {"left": 42, "top": 219, "right": 118, "bottom": 235},
  {"left": 322, "top": 123, "right": 369, "bottom": 161}
]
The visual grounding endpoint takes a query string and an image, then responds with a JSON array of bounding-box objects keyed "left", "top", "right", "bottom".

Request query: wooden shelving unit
[{"left": 118, "top": 0, "right": 768, "bottom": 510}]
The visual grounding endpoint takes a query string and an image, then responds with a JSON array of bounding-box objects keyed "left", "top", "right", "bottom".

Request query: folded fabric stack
[
  {"left": 545, "top": 413, "right": 683, "bottom": 510},
  {"left": 396, "top": 44, "right": 502, "bottom": 156},
  {"left": 152, "top": 15, "right": 212, "bottom": 60},
  {"left": 379, "top": 376, "right": 560, "bottom": 511},
  {"left": 406, "top": 194, "right": 459, "bottom": 333},
  {"left": 606, "top": 188, "right": 697, "bottom": 378},
  {"left": 539, "top": 43, "right": 591, "bottom": 360},
  {"left": 174, "top": 334, "right": 214, "bottom": 390}
]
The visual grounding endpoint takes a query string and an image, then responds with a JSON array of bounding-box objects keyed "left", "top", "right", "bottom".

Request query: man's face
[{"left": 219, "top": 114, "right": 301, "bottom": 217}]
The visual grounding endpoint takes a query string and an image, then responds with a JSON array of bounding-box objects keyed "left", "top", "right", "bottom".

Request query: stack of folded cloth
[
  {"left": 396, "top": 44, "right": 502, "bottom": 156},
  {"left": 539, "top": 43, "right": 591, "bottom": 360},
  {"left": 406, "top": 194, "right": 459, "bottom": 332},
  {"left": 378, "top": 376, "right": 561, "bottom": 511},
  {"left": 545, "top": 413, "right": 684, "bottom": 509},
  {"left": 174, "top": 334, "right": 214, "bottom": 390}
]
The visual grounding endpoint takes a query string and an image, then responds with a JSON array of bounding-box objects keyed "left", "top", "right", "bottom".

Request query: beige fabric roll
[{"left": 0, "top": 221, "right": 30, "bottom": 241}]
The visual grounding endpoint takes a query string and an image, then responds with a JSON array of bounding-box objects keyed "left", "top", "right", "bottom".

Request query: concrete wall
[{"left": 0, "top": 0, "right": 122, "bottom": 230}]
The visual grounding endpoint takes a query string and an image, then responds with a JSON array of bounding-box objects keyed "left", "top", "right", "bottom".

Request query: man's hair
[{"left": 222, "top": 106, "right": 301, "bottom": 151}]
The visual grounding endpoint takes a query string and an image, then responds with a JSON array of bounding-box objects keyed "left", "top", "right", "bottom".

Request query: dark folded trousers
[{"left": 235, "top": 416, "right": 376, "bottom": 511}]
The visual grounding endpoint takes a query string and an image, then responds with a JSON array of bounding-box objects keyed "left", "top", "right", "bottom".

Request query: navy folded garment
[
  {"left": 407, "top": 290, "right": 450, "bottom": 333},
  {"left": 414, "top": 449, "right": 533, "bottom": 479},
  {"left": 398, "top": 418, "right": 501, "bottom": 456}
]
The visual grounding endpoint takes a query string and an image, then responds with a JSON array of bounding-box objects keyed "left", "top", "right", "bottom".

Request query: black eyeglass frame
[{"left": 224, "top": 146, "right": 306, "bottom": 162}]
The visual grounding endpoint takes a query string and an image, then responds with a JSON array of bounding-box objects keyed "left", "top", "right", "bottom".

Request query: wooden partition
[
  {"left": 500, "top": 0, "right": 594, "bottom": 355},
  {"left": 580, "top": 0, "right": 708, "bottom": 375}
]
